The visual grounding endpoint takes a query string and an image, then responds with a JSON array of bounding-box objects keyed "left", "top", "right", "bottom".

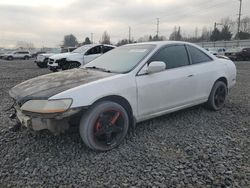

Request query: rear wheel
[
  {"left": 206, "top": 81, "right": 227, "bottom": 111},
  {"left": 7, "top": 56, "right": 13, "bottom": 60},
  {"left": 24, "top": 56, "right": 29, "bottom": 60},
  {"left": 79, "top": 101, "right": 129, "bottom": 151}
]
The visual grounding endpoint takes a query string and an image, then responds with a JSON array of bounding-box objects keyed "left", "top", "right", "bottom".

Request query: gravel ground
[{"left": 0, "top": 59, "right": 249, "bottom": 188}]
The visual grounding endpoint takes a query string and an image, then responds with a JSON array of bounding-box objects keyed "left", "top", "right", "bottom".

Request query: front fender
[{"left": 49, "top": 74, "right": 138, "bottom": 118}]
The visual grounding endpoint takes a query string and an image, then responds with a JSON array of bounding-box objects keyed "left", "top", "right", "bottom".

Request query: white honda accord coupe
[{"left": 9, "top": 41, "right": 236, "bottom": 151}]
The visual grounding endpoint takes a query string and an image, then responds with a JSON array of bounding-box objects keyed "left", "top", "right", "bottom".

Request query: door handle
[{"left": 187, "top": 74, "right": 194, "bottom": 77}]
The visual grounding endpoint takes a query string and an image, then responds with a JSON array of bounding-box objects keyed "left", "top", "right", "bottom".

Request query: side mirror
[{"left": 147, "top": 61, "right": 166, "bottom": 74}]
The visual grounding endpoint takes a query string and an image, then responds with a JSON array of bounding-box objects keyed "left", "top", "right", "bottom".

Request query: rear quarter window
[{"left": 187, "top": 45, "right": 212, "bottom": 64}]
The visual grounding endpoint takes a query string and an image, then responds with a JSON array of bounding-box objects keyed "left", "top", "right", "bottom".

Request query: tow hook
[
  {"left": 9, "top": 112, "right": 16, "bottom": 120},
  {"left": 6, "top": 103, "right": 21, "bottom": 131},
  {"left": 6, "top": 103, "right": 17, "bottom": 120}
]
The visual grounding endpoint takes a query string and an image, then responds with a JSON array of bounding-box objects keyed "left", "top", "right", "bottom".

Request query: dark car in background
[
  {"left": 225, "top": 47, "right": 250, "bottom": 61},
  {"left": 31, "top": 51, "right": 47, "bottom": 58}
]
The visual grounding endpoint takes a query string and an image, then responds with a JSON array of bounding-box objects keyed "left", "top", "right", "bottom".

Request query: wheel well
[
  {"left": 216, "top": 77, "right": 228, "bottom": 86},
  {"left": 93, "top": 95, "right": 135, "bottom": 128}
]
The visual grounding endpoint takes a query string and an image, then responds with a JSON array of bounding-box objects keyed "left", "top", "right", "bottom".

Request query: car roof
[
  {"left": 13, "top": 50, "right": 30, "bottom": 52},
  {"left": 84, "top": 44, "right": 116, "bottom": 48},
  {"left": 124, "top": 41, "right": 216, "bottom": 60},
  {"left": 124, "top": 41, "right": 199, "bottom": 48}
]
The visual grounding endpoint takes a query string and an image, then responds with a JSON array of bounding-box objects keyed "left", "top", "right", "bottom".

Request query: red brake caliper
[
  {"left": 95, "top": 120, "right": 102, "bottom": 131},
  {"left": 110, "top": 112, "right": 120, "bottom": 125}
]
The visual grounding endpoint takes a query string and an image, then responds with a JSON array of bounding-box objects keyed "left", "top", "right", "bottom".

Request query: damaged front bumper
[{"left": 12, "top": 105, "right": 83, "bottom": 134}]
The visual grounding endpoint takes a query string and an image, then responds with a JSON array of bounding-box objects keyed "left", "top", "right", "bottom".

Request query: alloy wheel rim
[
  {"left": 214, "top": 85, "right": 226, "bottom": 108},
  {"left": 93, "top": 109, "right": 124, "bottom": 146}
]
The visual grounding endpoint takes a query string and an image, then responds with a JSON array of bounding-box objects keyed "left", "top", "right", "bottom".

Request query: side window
[
  {"left": 86, "top": 46, "right": 102, "bottom": 55},
  {"left": 188, "top": 45, "right": 212, "bottom": 64},
  {"left": 150, "top": 45, "right": 189, "bottom": 69},
  {"left": 103, "top": 46, "right": 114, "bottom": 53}
]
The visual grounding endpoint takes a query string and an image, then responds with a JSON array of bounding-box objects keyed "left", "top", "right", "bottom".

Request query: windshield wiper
[{"left": 85, "top": 66, "right": 112, "bottom": 73}]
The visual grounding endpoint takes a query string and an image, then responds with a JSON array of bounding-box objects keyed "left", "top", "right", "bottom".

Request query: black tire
[
  {"left": 7, "top": 56, "right": 13, "bottom": 60},
  {"left": 36, "top": 62, "right": 44, "bottom": 68},
  {"left": 206, "top": 81, "right": 228, "bottom": 111},
  {"left": 62, "top": 62, "right": 80, "bottom": 70},
  {"left": 49, "top": 66, "right": 58, "bottom": 72},
  {"left": 79, "top": 101, "right": 129, "bottom": 151},
  {"left": 24, "top": 56, "right": 29, "bottom": 60},
  {"left": 68, "top": 62, "right": 80, "bottom": 69},
  {"left": 37, "top": 61, "right": 47, "bottom": 68},
  {"left": 51, "top": 69, "right": 58, "bottom": 72}
]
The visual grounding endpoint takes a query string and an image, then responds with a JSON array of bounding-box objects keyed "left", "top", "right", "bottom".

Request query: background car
[
  {"left": 206, "top": 47, "right": 226, "bottom": 55},
  {"left": 225, "top": 47, "right": 250, "bottom": 61},
  {"left": 61, "top": 47, "right": 77, "bottom": 53},
  {"left": 9, "top": 41, "right": 236, "bottom": 151},
  {"left": 3, "top": 50, "right": 31, "bottom": 60},
  {"left": 35, "top": 48, "right": 61, "bottom": 68},
  {"left": 47, "top": 44, "right": 115, "bottom": 72},
  {"left": 31, "top": 51, "right": 47, "bottom": 58}
]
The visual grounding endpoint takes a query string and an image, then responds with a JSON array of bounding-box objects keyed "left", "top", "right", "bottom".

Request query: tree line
[{"left": 63, "top": 16, "right": 250, "bottom": 47}]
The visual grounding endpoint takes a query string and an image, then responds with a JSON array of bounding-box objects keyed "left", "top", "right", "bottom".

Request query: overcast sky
[{"left": 0, "top": 0, "right": 249, "bottom": 48}]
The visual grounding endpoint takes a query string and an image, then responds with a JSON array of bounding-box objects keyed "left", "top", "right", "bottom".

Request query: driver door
[{"left": 136, "top": 45, "right": 197, "bottom": 119}]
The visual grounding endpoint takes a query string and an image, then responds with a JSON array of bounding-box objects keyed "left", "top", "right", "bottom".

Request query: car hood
[
  {"left": 50, "top": 52, "right": 71, "bottom": 60},
  {"left": 9, "top": 68, "right": 116, "bottom": 105},
  {"left": 41, "top": 53, "right": 57, "bottom": 57}
]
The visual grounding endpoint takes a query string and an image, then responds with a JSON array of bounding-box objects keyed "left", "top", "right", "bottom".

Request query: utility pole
[
  {"left": 237, "top": 0, "right": 243, "bottom": 39},
  {"left": 91, "top": 33, "right": 94, "bottom": 44},
  {"left": 128, "top": 26, "right": 131, "bottom": 43},
  {"left": 156, "top": 18, "right": 159, "bottom": 38},
  {"left": 214, "top": 22, "right": 223, "bottom": 30}
]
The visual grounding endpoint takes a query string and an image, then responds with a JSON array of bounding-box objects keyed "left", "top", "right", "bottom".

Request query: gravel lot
[{"left": 0, "top": 59, "right": 249, "bottom": 187}]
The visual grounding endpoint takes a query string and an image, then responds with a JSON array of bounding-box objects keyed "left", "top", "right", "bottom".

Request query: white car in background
[
  {"left": 3, "top": 51, "right": 31, "bottom": 60},
  {"left": 206, "top": 48, "right": 226, "bottom": 55},
  {"left": 9, "top": 41, "right": 236, "bottom": 151},
  {"left": 35, "top": 48, "right": 61, "bottom": 68},
  {"left": 47, "top": 44, "right": 115, "bottom": 72}
]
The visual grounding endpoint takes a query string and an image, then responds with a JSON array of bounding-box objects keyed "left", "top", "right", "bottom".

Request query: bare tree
[
  {"left": 101, "top": 31, "right": 111, "bottom": 44},
  {"left": 169, "top": 26, "right": 182, "bottom": 41},
  {"left": 194, "top": 27, "right": 199, "bottom": 38},
  {"left": 201, "top": 27, "right": 211, "bottom": 41},
  {"left": 240, "top": 16, "right": 250, "bottom": 33}
]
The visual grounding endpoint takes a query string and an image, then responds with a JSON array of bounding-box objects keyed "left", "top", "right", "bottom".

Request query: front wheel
[
  {"left": 62, "top": 62, "right": 80, "bottom": 70},
  {"left": 24, "top": 56, "right": 29, "bottom": 60},
  {"left": 7, "top": 56, "right": 13, "bottom": 60},
  {"left": 206, "top": 81, "right": 228, "bottom": 111},
  {"left": 79, "top": 101, "right": 129, "bottom": 151}
]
